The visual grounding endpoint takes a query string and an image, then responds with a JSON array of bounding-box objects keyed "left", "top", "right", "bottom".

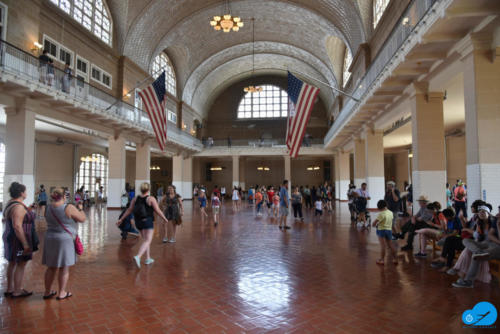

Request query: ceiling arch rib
[
  {"left": 183, "top": 41, "right": 337, "bottom": 107},
  {"left": 192, "top": 54, "right": 334, "bottom": 117},
  {"left": 122, "top": 0, "right": 364, "bottom": 83}
]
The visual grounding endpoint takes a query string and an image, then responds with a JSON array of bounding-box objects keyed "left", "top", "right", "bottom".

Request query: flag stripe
[
  {"left": 143, "top": 88, "right": 166, "bottom": 144},
  {"left": 290, "top": 86, "right": 316, "bottom": 157},
  {"left": 291, "top": 89, "right": 319, "bottom": 157},
  {"left": 140, "top": 88, "right": 165, "bottom": 150},
  {"left": 138, "top": 72, "right": 167, "bottom": 151}
]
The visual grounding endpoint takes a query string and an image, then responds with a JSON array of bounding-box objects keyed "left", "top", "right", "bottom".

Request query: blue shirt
[
  {"left": 279, "top": 187, "right": 288, "bottom": 207},
  {"left": 446, "top": 217, "right": 461, "bottom": 234},
  {"left": 38, "top": 190, "right": 47, "bottom": 202},
  {"left": 198, "top": 196, "right": 207, "bottom": 207}
]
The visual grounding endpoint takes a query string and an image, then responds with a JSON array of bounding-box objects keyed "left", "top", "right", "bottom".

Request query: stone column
[
  {"left": 108, "top": 135, "right": 126, "bottom": 208},
  {"left": 232, "top": 155, "right": 240, "bottom": 188},
  {"left": 3, "top": 105, "right": 36, "bottom": 205},
  {"left": 410, "top": 84, "right": 446, "bottom": 207},
  {"left": 336, "top": 150, "right": 350, "bottom": 201},
  {"left": 284, "top": 155, "right": 291, "bottom": 197},
  {"left": 239, "top": 156, "right": 246, "bottom": 190},
  {"left": 460, "top": 34, "right": 500, "bottom": 210},
  {"left": 135, "top": 143, "right": 150, "bottom": 194},
  {"left": 353, "top": 138, "right": 366, "bottom": 188},
  {"left": 172, "top": 155, "right": 193, "bottom": 199},
  {"left": 364, "top": 129, "right": 385, "bottom": 208}
]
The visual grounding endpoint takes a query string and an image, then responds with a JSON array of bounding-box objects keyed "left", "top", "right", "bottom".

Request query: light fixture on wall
[
  {"left": 150, "top": 166, "right": 161, "bottom": 170},
  {"left": 408, "top": 152, "right": 413, "bottom": 158},
  {"left": 243, "top": 18, "right": 263, "bottom": 94},
  {"left": 80, "top": 155, "right": 99, "bottom": 162},
  {"left": 210, "top": 166, "right": 223, "bottom": 171},
  {"left": 210, "top": 0, "right": 243, "bottom": 32},
  {"left": 307, "top": 166, "right": 320, "bottom": 171},
  {"left": 32, "top": 41, "right": 43, "bottom": 54},
  {"left": 257, "top": 166, "right": 270, "bottom": 171}
]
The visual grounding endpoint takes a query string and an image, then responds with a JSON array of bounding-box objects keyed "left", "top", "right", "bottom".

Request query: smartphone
[{"left": 17, "top": 250, "right": 24, "bottom": 256}]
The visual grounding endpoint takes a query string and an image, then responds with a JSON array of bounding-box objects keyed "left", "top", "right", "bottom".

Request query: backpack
[{"left": 133, "top": 196, "right": 148, "bottom": 222}]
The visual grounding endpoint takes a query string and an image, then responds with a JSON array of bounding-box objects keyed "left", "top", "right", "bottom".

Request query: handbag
[{"left": 49, "top": 206, "right": 83, "bottom": 255}]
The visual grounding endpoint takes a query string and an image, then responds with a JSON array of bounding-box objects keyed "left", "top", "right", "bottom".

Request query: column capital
[
  {"left": 408, "top": 82, "right": 429, "bottom": 98},
  {"left": 456, "top": 32, "right": 494, "bottom": 60},
  {"left": 4, "top": 97, "right": 31, "bottom": 115}
]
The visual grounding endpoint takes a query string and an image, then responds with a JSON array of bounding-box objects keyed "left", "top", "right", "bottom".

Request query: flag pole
[
  {"left": 104, "top": 69, "right": 164, "bottom": 111},
  {"left": 286, "top": 68, "right": 360, "bottom": 102}
]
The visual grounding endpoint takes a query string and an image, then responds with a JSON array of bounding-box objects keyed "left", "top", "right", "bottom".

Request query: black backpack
[{"left": 133, "top": 196, "right": 148, "bottom": 222}]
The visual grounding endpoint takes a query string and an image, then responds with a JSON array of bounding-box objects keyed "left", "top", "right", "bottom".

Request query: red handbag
[{"left": 49, "top": 206, "right": 83, "bottom": 255}]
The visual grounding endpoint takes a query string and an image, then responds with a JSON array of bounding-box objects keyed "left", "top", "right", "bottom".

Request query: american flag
[
  {"left": 138, "top": 72, "right": 167, "bottom": 151},
  {"left": 286, "top": 72, "right": 320, "bottom": 158}
]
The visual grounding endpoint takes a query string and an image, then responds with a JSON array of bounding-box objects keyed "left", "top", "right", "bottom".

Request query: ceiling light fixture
[
  {"left": 244, "top": 18, "right": 263, "bottom": 94},
  {"left": 210, "top": 0, "right": 243, "bottom": 33}
]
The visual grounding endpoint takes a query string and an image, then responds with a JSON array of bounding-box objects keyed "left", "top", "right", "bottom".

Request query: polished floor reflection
[{"left": 1, "top": 202, "right": 498, "bottom": 333}]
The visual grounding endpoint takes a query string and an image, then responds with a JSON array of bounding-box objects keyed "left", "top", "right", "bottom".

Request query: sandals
[
  {"left": 376, "top": 259, "right": 385, "bottom": 265},
  {"left": 56, "top": 292, "right": 72, "bottom": 300},
  {"left": 43, "top": 291, "right": 57, "bottom": 300},
  {"left": 11, "top": 289, "right": 33, "bottom": 298},
  {"left": 3, "top": 291, "right": 13, "bottom": 297}
]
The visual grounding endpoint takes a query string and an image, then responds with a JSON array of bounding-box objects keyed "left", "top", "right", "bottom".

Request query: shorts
[
  {"left": 266, "top": 202, "right": 272, "bottom": 208},
  {"left": 38, "top": 201, "right": 47, "bottom": 206},
  {"left": 272, "top": 203, "right": 279, "bottom": 209},
  {"left": 135, "top": 216, "right": 154, "bottom": 230},
  {"left": 279, "top": 205, "right": 289, "bottom": 216},
  {"left": 212, "top": 206, "right": 220, "bottom": 214},
  {"left": 376, "top": 229, "right": 392, "bottom": 240}
]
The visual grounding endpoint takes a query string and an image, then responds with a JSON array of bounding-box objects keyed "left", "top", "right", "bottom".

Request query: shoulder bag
[{"left": 49, "top": 206, "right": 83, "bottom": 255}]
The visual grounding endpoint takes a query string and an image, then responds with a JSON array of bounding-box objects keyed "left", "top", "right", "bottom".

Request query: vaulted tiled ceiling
[{"left": 107, "top": 0, "right": 369, "bottom": 116}]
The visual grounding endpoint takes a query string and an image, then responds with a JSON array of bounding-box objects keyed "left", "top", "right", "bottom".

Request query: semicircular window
[{"left": 237, "top": 85, "right": 289, "bottom": 119}]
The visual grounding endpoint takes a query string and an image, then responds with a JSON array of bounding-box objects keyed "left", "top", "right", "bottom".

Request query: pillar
[
  {"left": 135, "top": 143, "right": 150, "bottom": 194},
  {"left": 172, "top": 155, "right": 193, "bottom": 199},
  {"left": 335, "top": 150, "right": 350, "bottom": 200},
  {"left": 353, "top": 138, "right": 366, "bottom": 188},
  {"left": 364, "top": 129, "right": 385, "bottom": 208},
  {"left": 461, "top": 33, "right": 500, "bottom": 210},
  {"left": 239, "top": 156, "right": 246, "bottom": 190},
  {"left": 3, "top": 105, "right": 36, "bottom": 205},
  {"left": 232, "top": 155, "right": 239, "bottom": 188},
  {"left": 410, "top": 84, "right": 446, "bottom": 207},
  {"left": 108, "top": 135, "right": 126, "bottom": 208}
]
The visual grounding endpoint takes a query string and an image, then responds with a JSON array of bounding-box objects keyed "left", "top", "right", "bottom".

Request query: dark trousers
[
  {"left": 315, "top": 209, "right": 322, "bottom": 216},
  {"left": 454, "top": 201, "right": 467, "bottom": 218},
  {"left": 305, "top": 195, "right": 312, "bottom": 209},
  {"left": 292, "top": 203, "right": 303, "bottom": 218},
  {"left": 442, "top": 236, "right": 464, "bottom": 267},
  {"left": 402, "top": 220, "right": 428, "bottom": 247}
]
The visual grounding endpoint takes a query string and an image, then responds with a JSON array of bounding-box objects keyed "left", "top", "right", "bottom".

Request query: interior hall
[{"left": 0, "top": 0, "right": 500, "bottom": 333}]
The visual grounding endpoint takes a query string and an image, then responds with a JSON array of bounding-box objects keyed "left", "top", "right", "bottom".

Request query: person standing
[
  {"left": 198, "top": 189, "right": 209, "bottom": 218},
  {"left": 161, "top": 185, "right": 183, "bottom": 243},
  {"left": 278, "top": 180, "right": 290, "bottom": 230},
  {"left": 36, "top": 184, "right": 48, "bottom": 219},
  {"left": 61, "top": 62, "right": 72, "bottom": 93},
  {"left": 157, "top": 185, "right": 164, "bottom": 204},
  {"left": 38, "top": 49, "right": 50, "bottom": 84},
  {"left": 2, "top": 182, "right": 38, "bottom": 298},
  {"left": 291, "top": 187, "right": 304, "bottom": 221},
  {"left": 42, "top": 188, "right": 86, "bottom": 300},
  {"left": 373, "top": 200, "right": 398, "bottom": 265},
  {"left": 384, "top": 181, "right": 401, "bottom": 226},
  {"left": 303, "top": 185, "right": 312, "bottom": 209},
  {"left": 232, "top": 186, "right": 240, "bottom": 212},
  {"left": 47, "top": 58, "right": 55, "bottom": 86},
  {"left": 354, "top": 183, "right": 371, "bottom": 227},
  {"left": 255, "top": 189, "right": 264, "bottom": 216},
  {"left": 446, "top": 183, "right": 453, "bottom": 208},
  {"left": 221, "top": 186, "right": 226, "bottom": 203},
  {"left": 454, "top": 181, "right": 467, "bottom": 218},
  {"left": 116, "top": 183, "right": 168, "bottom": 268},
  {"left": 212, "top": 191, "right": 221, "bottom": 226}
]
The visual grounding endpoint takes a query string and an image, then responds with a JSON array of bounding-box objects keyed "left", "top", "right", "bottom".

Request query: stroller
[{"left": 353, "top": 196, "right": 371, "bottom": 228}]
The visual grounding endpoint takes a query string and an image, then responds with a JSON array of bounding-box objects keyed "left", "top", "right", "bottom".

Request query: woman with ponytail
[{"left": 42, "top": 188, "right": 86, "bottom": 300}]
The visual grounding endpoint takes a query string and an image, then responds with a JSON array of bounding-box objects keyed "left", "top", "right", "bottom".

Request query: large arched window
[
  {"left": 49, "top": 0, "right": 112, "bottom": 45},
  {"left": 373, "top": 0, "right": 390, "bottom": 29},
  {"left": 76, "top": 153, "right": 109, "bottom": 198},
  {"left": 237, "top": 85, "right": 289, "bottom": 119},
  {"left": 151, "top": 53, "right": 177, "bottom": 97},
  {"left": 343, "top": 48, "right": 352, "bottom": 87}
]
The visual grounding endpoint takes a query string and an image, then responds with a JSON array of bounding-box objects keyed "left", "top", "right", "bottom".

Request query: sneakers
[
  {"left": 452, "top": 278, "right": 474, "bottom": 288},
  {"left": 284, "top": 226, "right": 291, "bottom": 230},
  {"left": 162, "top": 237, "right": 169, "bottom": 243},
  {"left": 414, "top": 252, "right": 427, "bottom": 258},
  {"left": 169, "top": 238, "right": 176, "bottom": 243},
  {"left": 472, "top": 252, "right": 489, "bottom": 260},
  {"left": 446, "top": 268, "right": 457, "bottom": 276},
  {"left": 144, "top": 258, "right": 155, "bottom": 265},
  {"left": 133, "top": 255, "right": 141, "bottom": 269},
  {"left": 401, "top": 245, "right": 413, "bottom": 251}
]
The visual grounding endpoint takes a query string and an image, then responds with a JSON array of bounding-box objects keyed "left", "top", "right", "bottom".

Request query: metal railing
[
  {"left": 203, "top": 137, "right": 324, "bottom": 148},
  {"left": 325, "top": 0, "right": 439, "bottom": 145},
  {"left": 0, "top": 40, "right": 202, "bottom": 150}
]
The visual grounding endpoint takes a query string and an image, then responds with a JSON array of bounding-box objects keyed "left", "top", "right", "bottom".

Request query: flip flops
[
  {"left": 43, "top": 291, "right": 57, "bottom": 299},
  {"left": 11, "top": 289, "right": 33, "bottom": 298},
  {"left": 56, "top": 292, "right": 72, "bottom": 300}
]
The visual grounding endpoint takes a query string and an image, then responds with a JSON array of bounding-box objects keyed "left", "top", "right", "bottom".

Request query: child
[
  {"left": 373, "top": 200, "right": 398, "bottom": 265},
  {"left": 266, "top": 186, "right": 274, "bottom": 215},
  {"left": 272, "top": 192, "right": 280, "bottom": 219},
  {"left": 118, "top": 202, "right": 139, "bottom": 240},
  {"left": 255, "top": 190, "right": 263, "bottom": 216},
  {"left": 198, "top": 189, "right": 208, "bottom": 218},
  {"left": 314, "top": 199, "right": 323, "bottom": 216},
  {"left": 212, "top": 191, "right": 221, "bottom": 226}
]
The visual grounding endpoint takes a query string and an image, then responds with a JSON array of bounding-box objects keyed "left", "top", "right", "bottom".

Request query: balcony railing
[
  {"left": 0, "top": 40, "right": 202, "bottom": 151},
  {"left": 325, "top": 0, "right": 439, "bottom": 145},
  {"left": 203, "top": 137, "right": 324, "bottom": 148}
]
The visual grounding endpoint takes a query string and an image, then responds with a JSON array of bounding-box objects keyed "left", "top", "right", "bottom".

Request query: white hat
[
  {"left": 201, "top": 189, "right": 205, "bottom": 193},
  {"left": 478, "top": 205, "right": 490, "bottom": 214}
]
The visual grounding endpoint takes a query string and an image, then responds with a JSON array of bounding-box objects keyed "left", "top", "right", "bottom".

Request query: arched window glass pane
[
  {"left": 343, "top": 48, "right": 352, "bottom": 87},
  {"left": 237, "top": 85, "right": 289, "bottom": 119},
  {"left": 50, "top": 0, "right": 112, "bottom": 45},
  {"left": 76, "top": 154, "right": 109, "bottom": 199},
  {"left": 373, "top": 0, "right": 390, "bottom": 29},
  {"left": 151, "top": 53, "right": 176, "bottom": 97}
]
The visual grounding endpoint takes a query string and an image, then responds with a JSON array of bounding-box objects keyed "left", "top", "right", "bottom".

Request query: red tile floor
[{"left": 1, "top": 201, "right": 498, "bottom": 333}]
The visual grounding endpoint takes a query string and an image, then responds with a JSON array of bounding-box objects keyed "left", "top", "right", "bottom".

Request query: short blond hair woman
[{"left": 117, "top": 182, "right": 168, "bottom": 268}]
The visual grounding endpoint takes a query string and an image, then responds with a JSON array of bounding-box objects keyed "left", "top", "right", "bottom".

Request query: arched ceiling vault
[{"left": 192, "top": 54, "right": 334, "bottom": 117}]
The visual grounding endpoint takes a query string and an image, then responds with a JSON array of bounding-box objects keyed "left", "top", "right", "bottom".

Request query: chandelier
[
  {"left": 244, "top": 18, "right": 262, "bottom": 93},
  {"left": 210, "top": 1, "right": 243, "bottom": 32}
]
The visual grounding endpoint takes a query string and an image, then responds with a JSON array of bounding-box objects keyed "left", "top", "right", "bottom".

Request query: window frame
[
  {"left": 0, "top": 1, "right": 8, "bottom": 41},
  {"left": 151, "top": 53, "right": 177, "bottom": 97},
  {"left": 343, "top": 48, "right": 352, "bottom": 88},
  {"left": 167, "top": 109, "right": 177, "bottom": 124},
  {"left": 236, "top": 85, "right": 289, "bottom": 120},
  {"left": 42, "top": 34, "right": 74, "bottom": 68},
  {"left": 90, "top": 63, "right": 112, "bottom": 89},
  {"left": 76, "top": 55, "right": 89, "bottom": 81}
]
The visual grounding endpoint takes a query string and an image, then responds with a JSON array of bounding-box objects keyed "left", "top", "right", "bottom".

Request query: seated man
[
  {"left": 395, "top": 195, "right": 434, "bottom": 250},
  {"left": 453, "top": 204, "right": 500, "bottom": 288}
]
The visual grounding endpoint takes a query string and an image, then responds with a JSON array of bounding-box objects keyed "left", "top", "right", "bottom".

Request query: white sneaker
[
  {"left": 162, "top": 237, "right": 169, "bottom": 243},
  {"left": 133, "top": 255, "right": 141, "bottom": 268},
  {"left": 169, "top": 239, "right": 176, "bottom": 243},
  {"left": 144, "top": 258, "right": 154, "bottom": 265}
]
